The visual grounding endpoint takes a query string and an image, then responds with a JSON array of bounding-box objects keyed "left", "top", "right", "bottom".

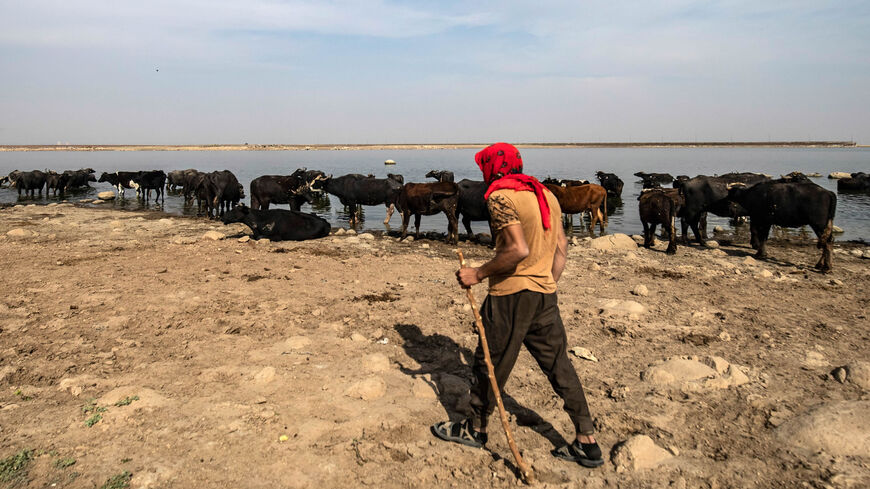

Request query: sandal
[
  {"left": 431, "top": 419, "right": 487, "bottom": 448},
  {"left": 553, "top": 440, "right": 604, "bottom": 468}
]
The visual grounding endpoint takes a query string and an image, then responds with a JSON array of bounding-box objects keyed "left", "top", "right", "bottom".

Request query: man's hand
[{"left": 456, "top": 267, "right": 482, "bottom": 288}]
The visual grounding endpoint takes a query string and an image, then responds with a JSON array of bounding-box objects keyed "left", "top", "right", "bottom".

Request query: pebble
[
  {"left": 570, "top": 347, "right": 598, "bottom": 362},
  {"left": 832, "top": 225, "right": 844, "bottom": 233},
  {"left": 238, "top": 236, "right": 251, "bottom": 243},
  {"left": 612, "top": 435, "right": 673, "bottom": 471},
  {"left": 97, "top": 191, "right": 115, "bottom": 200},
  {"left": 590, "top": 234, "right": 638, "bottom": 251},
  {"left": 832, "top": 367, "right": 847, "bottom": 383},
  {"left": 599, "top": 299, "right": 647, "bottom": 317},
  {"left": 589, "top": 263, "right": 602, "bottom": 271},
  {"left": 758, "top": 269, "right": 773, "bottom": 278},
  {"left": 631, "top": 284, "right": 649, "bottom": 297},
  {"left": 201, "top": 231, "right": 226, "bottom": 241},
  {"left": 704, "top": 240, "right": 720, "bottom": 249},
  {"left": 802, "top": 351, "right": 828, "bottom": 369},
  {"left": 713, "top": 226, "right": 725, "bottom": 233},
  {"left": 256, "top": 238, "right": 271, "bottom": 245},
  {"left": 829, "top": 278, "right": 843, "bottom": 286},
  {"left": 742, "top": 256, "right": 757, "bottom": 266},
  {"left": 335, "top": 228, "right": 346, "bottom": 235},
  {"left": 345, "top": 229, "right": 357, "bottom": 235},
  {"left": 358, "top": 233, "right": 375, "bottom": 240},
  {"left": 350, "top": 333, "right": 368, "bottom": 342},
  {"left": 6, "top": 228, "right": 36, "bottom": 238},
  {"left": 254, "top": 366, "right": 277, "bottom": 384},
  {"left": 846, "top": 361, "right": 870, "bottom": 390},
  {"left": 421, "top": 243, "right": 430, "bottom": 249}
]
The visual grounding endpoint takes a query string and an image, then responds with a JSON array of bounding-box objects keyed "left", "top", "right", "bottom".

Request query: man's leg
[
  {"left": 522, "top": 293, "right": 595, "bottom": 438},
  {"left": 468, "top": 291, "right": 539, "bottom": 433}
]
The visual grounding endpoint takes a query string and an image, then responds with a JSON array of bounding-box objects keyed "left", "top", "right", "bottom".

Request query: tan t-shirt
[{"left": 486, "top": 188, "right": 562, "bottom": 296}]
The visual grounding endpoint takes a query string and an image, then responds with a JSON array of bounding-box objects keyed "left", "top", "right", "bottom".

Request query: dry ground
[{"left": 0, "top": 203, "right": 868, "bottom": 489}]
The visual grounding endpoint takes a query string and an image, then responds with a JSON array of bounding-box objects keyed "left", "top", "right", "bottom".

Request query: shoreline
[{"left": 0, "top": 141, "right": 860, "bottom": 152}]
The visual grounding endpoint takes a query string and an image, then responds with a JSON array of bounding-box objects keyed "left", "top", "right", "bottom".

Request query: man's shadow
[{"left": 394, "top": 323, "right": 570, "bottom": 450}]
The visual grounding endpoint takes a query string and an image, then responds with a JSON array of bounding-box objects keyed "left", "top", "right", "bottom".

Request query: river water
[{"left": 1, "top": 147, "right": 868, "bottom": 242}]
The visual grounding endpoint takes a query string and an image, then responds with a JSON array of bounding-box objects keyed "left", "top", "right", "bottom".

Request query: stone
[
  {"left": 570, "top": 347, "right": 598, "bottom": 362},
  {"left": 254, "top": 367, "right": 277, "bottom": 384},
  {"left": 832, "top": 225, "right": 844, "bottom": 234},
  {"left": 642, "top": 356, "right": 750, "bottom": 390},
  {"left": 802, "top": 351, "right": 828, "bottom": 369},
  {"left": 758, "top": 269, "right": 773, "bottom": 278},
  {"left": 202, "top": 231, "right": 226, "bottom": 241},
  {"left": 238, "top": 236, "right": 251, "bottom": 243},
  {"left": 358, "top": 233, "right": 375, "bottom": 240},
  {"left": 704, "top": 240, "right": 720, "bottom": 249},
  {"left": 344, "top": 377, "right": 386, "bottom": 401},
  {"left": 171, "top": 236, "right": 197, "bottom": 245},
  {"left": 335, "top": 228, "right": 346, "bottom": 235},
  {"left": 345, "top": 236, "right": 361, "bottom": 244},
  {"left": 631, "top": 235, "right": 644, "bottom": 244},
  {"left": 832, "top": 367, "right": 848, "bottom": 383},
  {"left": 599, "top": 299, "right": 647, "bottom": 316},
  {"left": 829, "top": 278, "right": 843, "bottom": 286},
  {"left": 777, "top": 401, "right": 870, "bottom": 456},
  {"left": 713, "top": 226, "right": 725, "bottom": 233},
  {"left": 828, "top": 172, "right": 852, "bottom": 179},
  {"left": 6, "top": 228, "right": 36, "bottom": 238},
  {"left": 350, "top": 333, "right": 368, "bottom": 342},
  {"left": 345, "top": 229, "right": 357, "bottom": 235},
  {"left": 848, "top": 249, "right": 863, "bottom": 257},
  {"left": 362, "top": 353, "right": 390, "bottom": 372},
  {"left": 631, "top": 284, "right": 649, "bottom": 297},
  {"left": 256, "top": 238, "right": 271, "bottom": 245},
  {"left": 742, "top": 256, "right": 757, "bottom": 266},
  {"left": 589, "top": 263, "right": 602, "bottom": 271},
  {"left": 97, "top": 191, "right": 115, "bottom": 200},
  {"left": 846, "top": 361, "right": 870, "bottom": 390},
  {"left": 612, "top": 435, "right": 673, "bottom": 471},
  {"left": 590, "top": 233, "right": 638, "bottom": 251},
  {"left": 421, "top": 243, "right": 430, "bottom": 249}
]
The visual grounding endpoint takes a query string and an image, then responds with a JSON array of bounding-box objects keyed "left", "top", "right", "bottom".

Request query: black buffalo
[
  {"left": 250, "top": 169, "right": 325, "bottom": 211},
  {"left": 131, "top": 170, "right": 167, "bottom": 202},
  {"left": 167, "top": 169, "right": 197, "bottom": 191},
  {"left": 727, "top": 181, "right": 836, "bottom": 271},
  {"left": 837, "top": 172, "right": 870, "bottom": 192},
  {"left": 638, "top": 189, "right": 680, "bottom": 254},
  {"left": 634, "top": 172, "right": 674, "bottom": 184},
  {"left": 674, "top": 172, "right": 770, "bottom": 244},
  {"left": 9, "top": 170, "right": 46, "bottom": 197},
  {"left": 196, "top": 170, "right": 243, "bottom": 218},
  {"left": 425, "top": 170, "right": 455, "bottom": 183},
  {"left": 222, "top": 205, "right": 330, "bottom": 241},
  {"left": 60, "top": 168, "right": 96, "bottom": 192},
  {"left": 596, "top": 171, "right": 624, "bottom": 199},
  {"left": 456, "top": 179, "right": 491, "bottom": 238},
  {"left": 322, "top": 174, "right": 404, "bottom": 226},
  {"left": 45, "top": 171, "right": 63, "bottom": 195},
  {"left": 541, "top": 177, "right": 589, "bottom": 186}
]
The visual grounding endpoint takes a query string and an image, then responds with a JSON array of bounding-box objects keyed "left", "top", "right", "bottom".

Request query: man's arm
[
  {"left": 551, "top": 223, "right": 568, "bottom": 282},
  {"left": 457, "top": 224, "right": 528, "bottom": 288}
]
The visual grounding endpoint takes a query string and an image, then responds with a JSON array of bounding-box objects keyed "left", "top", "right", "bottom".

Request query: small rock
[
  {"left": 612, "top": 435, "right": 672, "bottom": 471},
  {"left": 713, "top": 226, "right": 725, "bottom": 233},
  {"left": 345, "top": 236, "right": 361, "bottom": 244},
  {"left": 803, "top": 351, "right": 828, "bottom": 369},
  {"left": 832, "top": 367, "right": 848, "bottom": 383},
  {"left": 570, "top": 237, "right": 580, "bottom": 246},
  {"left": 846, "top": 361, "right": 870, "bottom": 390},
  {"left": 238, "top": 236, "right": 251, "bottom": 243},
  {"left": 256, "top": 238, "right": 271, "bottom": 245},
  {"left": 404, "top": 236, "right": 414, "bottom": 242},
  {"left": 344, "top": 377, "right": 386, "bottom": 400},
  {"left": 6, "top": 228, "right": 36, "bottom": 238},
  {"left": 421, "top": 243, "right": 430, "bottom": 249},
  {"left": 590, "top": 234, "right": 638, "bottom": 251},
  {"left": 718, "top": 331, "right": 732, "bottom": 342},
  {"left": 599, "top": 299, "right": 647, "bottom": 316},
  {"left": 704, "top": 240, "right": 720, "bottom": 249},
  {"left": 97, "top": 191, "right": 115, "bottom": 200},
  {"left": 350, "top": 333, "right": 368, "bottom": 342},
  {"left": 832, "top": 225, "right": 844, "bottom": 234},
  {"left": 829, "top": 278, "right": 843, "bottom": 286},
  {"left": 202, "top": 231, "right": 226, "bottom": 241},
  {"left": 589, "top": 263, "right": 602, "bottom": 271},
  {"left": 345, "top": 229, "right": 357, "bottom": 235},
  {"left": 828, "top": 172, "right": 852, "bottom": 179},
  {"left": 363, "top": 353, "right": 390, "bottom": 372},
  {"left": 742, "top": 256, "right": 757, "bottom": 266},
  {"left": 335, "top": 228, "right": 346, "bottom": 235},
  {"left": 570, "top": 347, "right": 598, "bottom": 362},
  {"left": 254, "top": 367, "right": 277, "bottom": 384},
  {"left": 608, "top": 385, "right": 629, "bottom": 401},
  {"left": 758, "top": 269, "right": 773, "bottom": 278},
  {"left": 631, "top": 284, "right": 649, "bottom": 297},
  {"left": 849, "top": 249, "right": 863, "bottom": 258},
  {"left": 768, "top": 407, "right": 793, "bottom": 428},
  {"left": 358, "top": 233, "right": 375, "bottom": 240}
]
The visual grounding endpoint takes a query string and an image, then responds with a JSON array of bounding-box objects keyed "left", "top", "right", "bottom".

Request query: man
[{"left": 431, "top": 142, "right": 603, "bottom": 468}]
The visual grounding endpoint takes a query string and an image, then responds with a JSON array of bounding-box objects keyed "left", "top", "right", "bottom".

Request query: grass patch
[
  {"left": 0, "top": 449, "right": 32, "bottom": 483},
  {"left": 98, "top": 471, "right": 132, "bottom": 489},
  {"left": 85, "top": 413, "right": 103, "bottom": 427},
  {"left": 113, "top": 396, "right": 139, "bottom": 407},
  {"left": 13, "top": 389, "right": 32, "bottom": 401},
  {"left": 54, "top": 457, "right": 76, "bottom": 469}
]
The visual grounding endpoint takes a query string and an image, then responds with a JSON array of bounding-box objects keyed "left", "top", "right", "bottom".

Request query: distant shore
[{"left": 0, "top": 141, "right": 860, "bottom": 152}]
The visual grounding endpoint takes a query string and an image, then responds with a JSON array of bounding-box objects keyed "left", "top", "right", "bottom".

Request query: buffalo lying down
[{"left": 221, "top": 205, "right": 330, "bottom": 241}]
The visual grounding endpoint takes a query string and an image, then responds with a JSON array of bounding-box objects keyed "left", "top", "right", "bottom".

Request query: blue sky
[{"left": 1, "top": 0, "right": 868, "bottom": 144}]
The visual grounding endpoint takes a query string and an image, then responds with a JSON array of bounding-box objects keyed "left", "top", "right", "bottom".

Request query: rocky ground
[{"left": 0, "top": 203, "right": 868, "bottom": 489}]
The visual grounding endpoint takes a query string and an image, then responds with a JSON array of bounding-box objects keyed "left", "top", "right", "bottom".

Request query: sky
[{"left": 0, "top": 1, "right": 869, "bottom": 145}]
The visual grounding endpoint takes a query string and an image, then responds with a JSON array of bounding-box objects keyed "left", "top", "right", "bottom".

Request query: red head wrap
[{"left": 475, "top": 143, "right": 551, "bottom": 230}]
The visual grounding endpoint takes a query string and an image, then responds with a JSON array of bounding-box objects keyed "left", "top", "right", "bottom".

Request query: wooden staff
[{"left": 457, "top": 250, "right": 534, "bottom": 484}]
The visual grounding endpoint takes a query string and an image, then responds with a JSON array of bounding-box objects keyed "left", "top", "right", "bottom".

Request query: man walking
[{"left": 431, "top": 142, "right": 603, "bottom": 468}]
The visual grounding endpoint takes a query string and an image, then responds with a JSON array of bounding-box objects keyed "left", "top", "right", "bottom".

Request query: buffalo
[
  {"left": 8, "top": 170, "right": 46, "bottom": 197},
  {"left": 131, "top": 170, "right": 167, "bottom": 202},
  {"left": 456, "top": 179, "right": 491, "bottom": 238},
  {"left": 397, "top": 182, "right": 460, "bottom": 244},
  {"left": 638, "top": 189, "right": 681, "bottom": 254},
  {"left": 425, "top": 170, "right": 454, "bottom": 183},
  {"left": 837, "top": 172, "right": 870, "bottom": 192},
  {"left": 98, "top": 171, "right": 140, "bottom": 198},
  {"left": 596, "top": 171, "right": 624, "bottom": 199},
  {"left": 674, "top": 173, "right": 770, "bottom": 244},
  {"left": 727, "top": 181, "right": 836, "bottom": 271},
  {"left": 250, "top": 169, "right": 325, "bottom": 211},
  {"left": 321, "top": 174, "right": 404, "bottom": 226},
  {"left": 222, "top": 205, "right": 330, "bottom": 241}
]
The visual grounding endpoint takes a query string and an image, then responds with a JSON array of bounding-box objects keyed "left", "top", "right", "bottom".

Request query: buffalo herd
[{"left": 2, "top": 164, "right": 861, "bottom": 271}]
